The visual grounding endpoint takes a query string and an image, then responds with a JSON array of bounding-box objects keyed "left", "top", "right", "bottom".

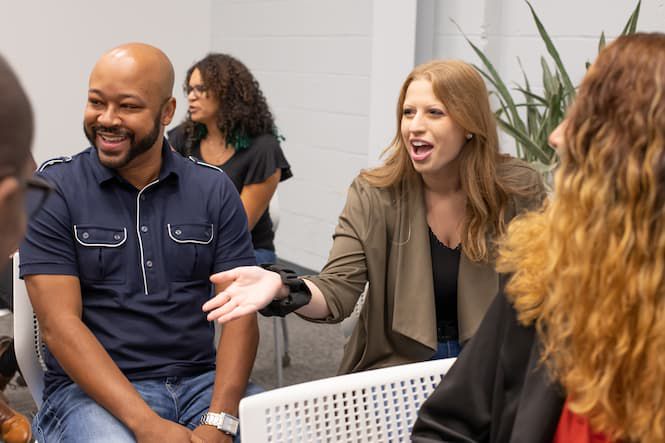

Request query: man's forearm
[
  {"left": 41, "top": 317, "right": 158, "bottom": 432},
  {"left": 208, "top": 313, "right": 259, "bottom": 416}
]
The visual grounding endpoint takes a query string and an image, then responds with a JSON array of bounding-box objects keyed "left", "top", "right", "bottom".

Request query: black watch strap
[{"left": 259, "top": 264, "right": 312, "bottom": 317}]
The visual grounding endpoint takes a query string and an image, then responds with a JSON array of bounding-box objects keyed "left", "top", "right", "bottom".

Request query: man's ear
[
  {"left": 161, "top": 97, "right": 177, "bottom": 126},
  {"left": 0, "top": 176, "right": 20, "bottom": 207}
]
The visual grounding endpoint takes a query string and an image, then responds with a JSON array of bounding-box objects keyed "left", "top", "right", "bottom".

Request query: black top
[
  {"left": 429, "top": 227, "right": 461, "bottom": 341},
  {"left": 168, "top": 125, "right": 293, "bottom": 251},
  {"left": 412, "top": 281, "right": 565, "bottom": 443},
  {"left": 19, "top": 141, "right": 256, "bottom": 399}
]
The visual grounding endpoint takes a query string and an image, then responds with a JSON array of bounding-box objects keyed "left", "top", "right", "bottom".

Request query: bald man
[{"left": 19, "top": 44, "right": 259, "bottom": 442}]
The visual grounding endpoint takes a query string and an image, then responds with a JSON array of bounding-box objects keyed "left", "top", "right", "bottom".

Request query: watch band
[
  {"left": 258, "top": 264, "right": 312, "bottom": 317},
  {"left": 199, "top": 411, "right": 239, "bottom": 436}
]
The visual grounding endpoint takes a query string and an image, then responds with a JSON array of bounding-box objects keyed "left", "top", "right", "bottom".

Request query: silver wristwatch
[{"left": 199, "top": 411, "right": 239, "bottom": 436}]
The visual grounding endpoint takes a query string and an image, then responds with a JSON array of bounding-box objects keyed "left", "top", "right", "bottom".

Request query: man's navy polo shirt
[{"left": 19, "top": 140, "right": 257, "bottom": 399}]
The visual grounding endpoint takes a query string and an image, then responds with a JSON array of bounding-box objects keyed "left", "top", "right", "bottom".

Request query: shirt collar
[{"left": 90, "top": 138, "right": 181, "bottom": 185}]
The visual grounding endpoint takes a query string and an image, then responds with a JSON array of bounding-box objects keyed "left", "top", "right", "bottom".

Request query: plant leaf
[
  {"left": 515, "top": 87, "right": 548, "bottom": 106},
  {"left": 525, "top": 1, "right": 575, "bottom": 95},
  {"left": 496, "top": 117, "right": 551, "bottom": 164},
  {"left": 452, "top": 19, "right": 528, "bottom": 137},
  {"left": 621, "top": 0, "right": 641, "bottom": 35}
]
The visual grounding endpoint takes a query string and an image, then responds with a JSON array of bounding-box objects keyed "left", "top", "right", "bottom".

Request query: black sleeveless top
[{"left": 428, "top": 227, "right": 461, "bottom": 341}]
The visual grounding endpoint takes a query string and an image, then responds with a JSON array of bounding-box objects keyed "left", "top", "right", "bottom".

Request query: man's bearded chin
[{"left": 83, "top": 116, "right": 161, "bottom": 169}]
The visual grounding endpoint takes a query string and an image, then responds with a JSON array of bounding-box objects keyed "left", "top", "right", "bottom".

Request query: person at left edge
[{"left": 19, "top": 43, "right": 258, "bottom": 443}]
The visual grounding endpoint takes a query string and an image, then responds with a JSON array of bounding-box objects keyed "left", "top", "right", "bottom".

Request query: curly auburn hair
[
  {"left": 361, "top": 60, "right": 542, "bottom": 262},
  {"left": 498, "top": 33, "right": 665, "bottom": 442},
  {"left": 181, "top": 53, "right": 276, "bottom": 153}
]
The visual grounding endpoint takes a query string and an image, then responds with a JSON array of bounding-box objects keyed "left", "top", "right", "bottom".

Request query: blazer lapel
[
  {"left": 391, "top": 179, "right": 438, "bottom": 351},
  {"left": 457, "top": 254, "right": 499, "bottom": 342}
]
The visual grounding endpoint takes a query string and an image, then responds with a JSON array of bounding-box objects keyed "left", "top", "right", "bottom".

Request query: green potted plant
[{"left": 456, "top": 1, "right": 641, "bottom": 177}]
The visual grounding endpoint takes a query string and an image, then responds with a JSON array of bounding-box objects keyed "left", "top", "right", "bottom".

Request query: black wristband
[{"left": 258, "top": 264, "right": 312, "bottom": 317}]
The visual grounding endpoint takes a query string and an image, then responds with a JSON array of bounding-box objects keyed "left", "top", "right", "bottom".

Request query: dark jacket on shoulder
[{"left": 411, "top": 282, "right": 565, "bottom": 443}]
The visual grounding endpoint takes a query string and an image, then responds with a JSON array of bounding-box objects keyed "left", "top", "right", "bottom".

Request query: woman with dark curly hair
[{"left": 168, "top": 53, "right": 292, "bottom": 264}]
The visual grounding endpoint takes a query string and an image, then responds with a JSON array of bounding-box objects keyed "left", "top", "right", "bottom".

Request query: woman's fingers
[
  {"left": 202, "top": 291, "right": 229, "bottom": 312},
  {"left": 209, "top": 268, "right": 238, "bottom": 285}
]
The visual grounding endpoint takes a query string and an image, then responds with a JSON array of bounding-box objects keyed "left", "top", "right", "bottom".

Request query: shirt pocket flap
[
  {"left": 167, "top": 223, "right": 214, "bottom": 245},
  {"left": 74, "top": 225, "right": 127, "bottom": 247}
]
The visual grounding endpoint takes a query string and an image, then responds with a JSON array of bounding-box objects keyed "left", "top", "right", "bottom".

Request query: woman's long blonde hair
[
  {"left": 362, "top": 60, "right": 535, "bottom": 262},
  {"left": 498, "top": 33, "right": 665, "bottom": 442}
]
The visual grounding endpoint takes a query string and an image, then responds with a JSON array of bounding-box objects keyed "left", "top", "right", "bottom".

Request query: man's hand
[
  {"left": 192, "top": 425, "right": 232, "bottom": 443},
  {"left": 133, "top": 416, "right": 195, "bottom": 443},
  {"left": 203, "top": 266, "right": 285, "bottom": 323}
]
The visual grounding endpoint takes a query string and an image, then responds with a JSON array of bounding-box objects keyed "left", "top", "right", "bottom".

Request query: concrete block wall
[
  {"left": 2, "top": 0, "right": 664, "bottom": 271},
  {"left": 0, "top": 0, "right": 212, "bottom": 163},
  {"left": 210, "top": 0, "right": 375, "bottom": 270},
  {"left": 211, "top": 0, "right": 665, "bottom": 271}
]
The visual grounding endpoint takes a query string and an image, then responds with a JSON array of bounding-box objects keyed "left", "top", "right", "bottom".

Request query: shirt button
[
  {"left": 146, "top": 260, "right": 153, "bottom": 268},
  {"left": 141, "top": 226, "right": 149, "bottom": 233},
  {"left": 175, "top": 229, "right": 182, "bottom": 236},
  {"left": 113, "top": 233, "right": 122, "bottom": 241},
  {"left": 82, "top": 232, "right": 90, "bottom": 239}
]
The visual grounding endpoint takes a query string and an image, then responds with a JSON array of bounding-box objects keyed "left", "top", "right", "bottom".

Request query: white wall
[
  {"left": 0, "top": 0, "right": 212, "bottom": 164},
  {"left": 3, "top": 1, "right": 664, "bottom": 271},
  {"left": 210, "top": 0, "right": 375, "bottom": 270}
]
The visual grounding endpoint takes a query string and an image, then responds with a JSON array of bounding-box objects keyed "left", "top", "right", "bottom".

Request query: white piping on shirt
[
  {"left": 166, "top": 224, "right": 214, "bottom": 245},
  {"left": 38, "top": 156, "right": 72, "bottom": 172},
  {"left": 137, "top": 180, "right": 160, "bottom": 295}
]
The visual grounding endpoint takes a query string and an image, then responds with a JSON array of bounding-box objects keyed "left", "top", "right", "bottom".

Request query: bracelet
[{"left": 259, "top": 264, "right": 312, "bottom": 317}]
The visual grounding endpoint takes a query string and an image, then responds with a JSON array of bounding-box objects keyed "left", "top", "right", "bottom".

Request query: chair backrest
[
  {"left": 239, "top": 357, "right": 456, "bottom": 442},
  {"left": 11, "top": 253, "right": 46, "bottom": 408}
]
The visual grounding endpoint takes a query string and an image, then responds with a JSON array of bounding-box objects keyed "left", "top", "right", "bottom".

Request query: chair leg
[
  {"left": 273, "top": 318, "right": 283, "bottom": 387},
  {"left": 280, "top": 317, "right": 291, "bottom": 367}
]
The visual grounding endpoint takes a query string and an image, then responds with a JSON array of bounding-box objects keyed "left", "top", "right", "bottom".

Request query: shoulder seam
[
  {"left": 38, "top": 156, "right": 73, "bottom": 172},
  {"left": 187, "top": 156, "right": 223, "bottom": 173}
]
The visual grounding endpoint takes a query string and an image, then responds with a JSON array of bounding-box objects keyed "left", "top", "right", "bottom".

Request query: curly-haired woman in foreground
[{"left": 412, "top": 32, "right": 665, "bottom": 443}]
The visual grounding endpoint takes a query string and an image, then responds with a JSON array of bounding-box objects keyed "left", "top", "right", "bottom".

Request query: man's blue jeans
[{"left": 32, "top": 370, "right": 263, "bottom": 442}]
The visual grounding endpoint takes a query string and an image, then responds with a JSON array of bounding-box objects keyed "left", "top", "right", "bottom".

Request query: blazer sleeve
[
  {"left": 411, "top": 288, "right": 514, "bottom": 442},
  {"left": 300, "top": 176, "right": 376, "bottom": 323}
]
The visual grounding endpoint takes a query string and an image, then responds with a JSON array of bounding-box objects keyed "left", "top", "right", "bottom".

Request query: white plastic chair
[
  {"left": 239, "top": 357, "right": 456, "bottom": 442},
  {"left": 11, "top": 253, "right": 45, "bottom": 408}
]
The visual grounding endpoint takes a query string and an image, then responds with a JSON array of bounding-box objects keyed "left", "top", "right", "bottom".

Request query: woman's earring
[{"left": 465, "top": 133, "right": 473, "bottom": 140}]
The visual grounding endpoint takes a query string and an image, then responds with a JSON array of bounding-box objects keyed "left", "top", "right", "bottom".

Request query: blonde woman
[
  {"left": 204, "top": 60, "right": 545, "bottom": 372},
  {"left": 412, "top": 33, "right": 665, "bottom": 443}
]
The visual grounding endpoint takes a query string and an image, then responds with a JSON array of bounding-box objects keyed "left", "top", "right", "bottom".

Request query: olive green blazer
[{"left": 304, "top": 159, "right": 545, "bottom": 374}]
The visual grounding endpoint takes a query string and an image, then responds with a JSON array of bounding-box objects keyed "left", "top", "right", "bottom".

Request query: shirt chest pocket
[
  {"left": 74, "top": 225, "right": 127, "bottom": 284},
  {"left": 165, "top": 223, "right": 215, "bottom": 282}
]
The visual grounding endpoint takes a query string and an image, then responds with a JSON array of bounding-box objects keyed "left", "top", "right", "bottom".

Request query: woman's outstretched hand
[{"left": 203, "top": 266, "right": 284, "bottom": 323}]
